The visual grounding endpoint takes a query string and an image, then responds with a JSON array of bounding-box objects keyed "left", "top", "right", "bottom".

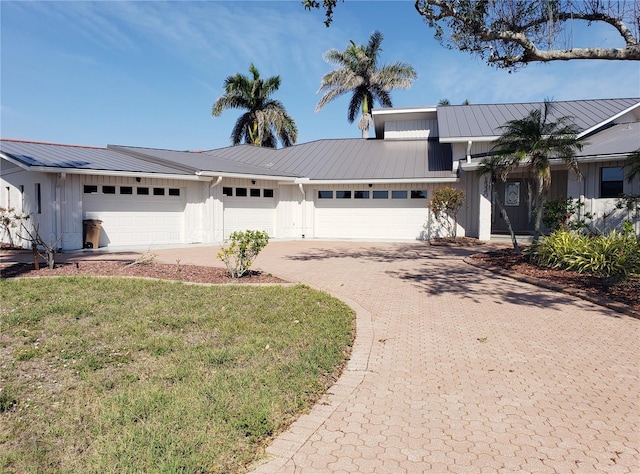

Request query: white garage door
[
  {"left": 314, "top": 189, "right": 429, "bottom": 240},
  {"left": 83, "top": 185, "right": 185, "bottom": 247},
  {"left": 222, "top": 187, "right": 276, "bottom": 239}
]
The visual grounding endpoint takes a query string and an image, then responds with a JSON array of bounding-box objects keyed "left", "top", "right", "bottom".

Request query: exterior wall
[
  {"left": 1, "top": 164, "right": 58, "bottom": 249},
  {"left": 573, "top": 160, "right": 640, "bottom": 234}
]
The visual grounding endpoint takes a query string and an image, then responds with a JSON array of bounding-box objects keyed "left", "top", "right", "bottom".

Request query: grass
[{"left": 0, "top": 277, "right": 354, "bottom": 473}]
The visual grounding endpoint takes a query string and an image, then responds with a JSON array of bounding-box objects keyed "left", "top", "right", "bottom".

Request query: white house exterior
[{"left": 2, "top": 98, "right": 638, "bottom": 251}]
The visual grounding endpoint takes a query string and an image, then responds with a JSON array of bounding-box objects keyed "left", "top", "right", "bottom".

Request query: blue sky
[{"left": 2, "top": 1, "right": 639, "bottom": 151}]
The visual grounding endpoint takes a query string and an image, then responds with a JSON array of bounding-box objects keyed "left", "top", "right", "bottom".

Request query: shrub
[
  {"left": 542, "top": 197, "right": 593, "bottom": 233},
  {"left": 530, "top": 229, "right": 640, "bottom": 278},
  {"left": 0, "top": 207, "right": 29, "bottom": 248},
  {"left": 217, "top": 230, "right": 269, "bottom": 278},
  {"left": 428, "top": 187, "right": 466, "bottom": 238}
]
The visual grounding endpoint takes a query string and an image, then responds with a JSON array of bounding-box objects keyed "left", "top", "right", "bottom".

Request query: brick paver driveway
[{"left": 154, "top": 241, "right": 639, "bottom": 473}]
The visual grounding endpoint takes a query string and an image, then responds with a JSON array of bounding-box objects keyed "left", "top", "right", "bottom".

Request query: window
[
  {"left": 103, "top": 185, "right": 116, "bottom": 194},
  {"left": 84, "top": 185, "right": 98, "bottom": 194},
  {"left": 6, "top": 186, "right": 10, "bottom": 209},
  {"left": 336, "top": 190, "right": 351, "bottom": 199},
  {"left": 600, "top": 167, "right": 624, "bottom": 198},
  {"left": 236, "top": 187, "right": 247, "bottom": 197},
  {"left": 153, "top": 187, "right": 165, "bottom": 196},
  {"left": 168, "top": 188, "right": 180, "bottom": 196},
  {"left": 35, "top": 183, "right": 41, "bottom": 214},
  {"left": 373, "top": 190, "right": 388, "bottom": 199},
  {"left": 263, "top": 189, "right": 274, "bottom": 198},
  {"left": 318, "top": 190, "right": 333, "bottom": 199},
  {"left": 411, "top": 190, "right": 427, "bottom": 199},
  {"left": 120, "top": 186, "right": 133, "bottom": 195},
  {"left": 392, "top": 190, "right": 408, "bottom": 199},
  {"left": 250, "top": 188, "right": 261, "bottom": 197},
  {"left": 222, "top": 187, "right": 233, "bottom": 196},
  {"left": 354, "top": 190, "right": 369, "bottom": 199},
  {"left": 137, "top": 187, "right": 149, "bottom": 195}
]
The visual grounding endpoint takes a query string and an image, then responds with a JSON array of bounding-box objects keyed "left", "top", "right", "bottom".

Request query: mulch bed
[
  {"left": 0, "top": 261, "right": 286, "bottom": 285},
  {"left": 471, "top": 248, "right": 640, "bottom": 312}
]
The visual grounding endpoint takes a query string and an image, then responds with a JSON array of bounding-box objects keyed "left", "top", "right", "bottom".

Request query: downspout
[
  {"left": 210, "top": 175, "right": 223, "bottom": 191},
  {"left": 298, "top": 183, "right": 306, "bottom": 238},
  {"left": 55, "top": 173, "right": 66, "bottom": 249},
  {"left": 466, "top": 141, "right": 472, "bottom": 163}
]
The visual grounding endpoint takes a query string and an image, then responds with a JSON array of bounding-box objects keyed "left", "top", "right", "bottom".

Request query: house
[{"left": 1, "top": 98, "right": 638, "bottom": 251}]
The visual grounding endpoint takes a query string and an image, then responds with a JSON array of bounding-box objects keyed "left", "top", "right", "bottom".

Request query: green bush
[
  {"left": 530, "top": 229, "right": 640, "bottom": 278},
  {"left": 542, "top": 197, "right": 593, "bottom": 233},
  {"left": 217, "top": 230, "right": 270, "bottom": 278}
]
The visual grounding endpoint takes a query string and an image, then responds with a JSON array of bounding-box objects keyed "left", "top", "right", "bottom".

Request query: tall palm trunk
[{"left": 493, "top": 187, "right": 521, "bottom": 254}]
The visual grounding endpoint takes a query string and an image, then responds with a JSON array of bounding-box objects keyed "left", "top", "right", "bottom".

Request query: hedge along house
[{"left": 1, "top": 97, "right": 639, "bottom": 251}]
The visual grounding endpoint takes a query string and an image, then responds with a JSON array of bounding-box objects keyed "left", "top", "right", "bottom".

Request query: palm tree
[
  {"left": 492, "top": 100, "right": 583, "bottom": 241},
  {"left": 316, "top": 31, "right": 417, "bottom": 138},
  {"left": 212, "top": 64, "right": 297, "bottom": 148},
  {"left": 625, "top": 149, "right": 640, "bottom": 182},
  {"left": 477, "top": 155, "right": 521, "bottom": 254}
]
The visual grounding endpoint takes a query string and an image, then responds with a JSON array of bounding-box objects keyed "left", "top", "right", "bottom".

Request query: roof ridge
[{"left": 0, "top": 138, "right": 105, "bottom": 150}]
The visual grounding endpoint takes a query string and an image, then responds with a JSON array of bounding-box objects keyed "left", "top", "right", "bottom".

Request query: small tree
[
  {"left": 0, "top": 207, "right": 29, "bottom": 248},
  {"left": 217, "top": 230, "right": 270, "bottom": 278},
  {"left": 428, "top": 187, "right": 466, "bottom": 239},
  {"left": 19, "top": 223, "right": 63, "bottom": 270}
]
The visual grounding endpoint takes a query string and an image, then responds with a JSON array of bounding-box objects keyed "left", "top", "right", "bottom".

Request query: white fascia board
[
  {"left": 439, "top": 136, "right": 499, "bottom": 143},
  {"left": 300, "top": 177, "right": 459, "bottom": 185},
  {"left": 26, "top": 166, "right": 211, "bottom": 181},
  {"left": 372, "top": 107, "right": 437, "bottom": 115},
  {"left": 196, "top": 171, "right": 297, "bottom": 182},
  {"left": 578, "top": 102, "right": 640, "bottom": 138}
]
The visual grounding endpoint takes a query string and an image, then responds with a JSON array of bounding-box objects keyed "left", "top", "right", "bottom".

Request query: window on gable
[{"left": 600, "top": 167, "right": 624, "bottom": 198}]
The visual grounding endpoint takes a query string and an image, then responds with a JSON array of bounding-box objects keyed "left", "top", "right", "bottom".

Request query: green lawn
[{"left": 0, "top": 277, "right": 354, "bottom": 473}]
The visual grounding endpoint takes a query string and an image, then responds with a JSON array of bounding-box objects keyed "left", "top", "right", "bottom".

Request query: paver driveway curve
[{"left": 154, "top": 241, "right": 640, "bottom": 473}]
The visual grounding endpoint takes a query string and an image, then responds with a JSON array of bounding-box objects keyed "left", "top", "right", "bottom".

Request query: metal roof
[
  {"left": 578, "top": 122, "right": 640, "bottom": 159},
  {"left": 437, "top": 98, "right": 640, "bottom": 141},
  {"left": 0, "top": 140, "right": 193, "bottom": 176},
  {"left": 110, "top": 145, "right": 297, "bottom": 178},
  {"left": 204, "top": 139, "right": 454, "bottom": 180}
]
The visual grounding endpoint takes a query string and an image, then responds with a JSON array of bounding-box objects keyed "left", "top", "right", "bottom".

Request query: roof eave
[{"left": 577, "top": 102, "right": 640, "bottom": 138}]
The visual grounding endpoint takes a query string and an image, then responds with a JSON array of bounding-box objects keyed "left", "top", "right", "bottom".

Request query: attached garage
[
  {"left": 83, "top": 184, "right": 186, "bottom": 247},
  {"left": 221, "top": 185, "right": 276, "bottom": 239},
  {"left": 313, "top": 187, "right": 430, "bottom": 240}
]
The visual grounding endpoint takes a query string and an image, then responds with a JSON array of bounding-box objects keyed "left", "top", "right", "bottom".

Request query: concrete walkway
[{"left": 147, "top": 241, "right": 639, "bottom": 473}]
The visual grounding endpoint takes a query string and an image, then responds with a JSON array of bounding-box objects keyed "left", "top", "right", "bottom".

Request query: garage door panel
[
  {"left": 223, "top": 197, "right": 275, "bottom": 239},
  {"left": 83, "top": 193, "right": 185, "bottom": 247},
  {"left": 314, "top": 197, "right": 428, "bottom": 240}
]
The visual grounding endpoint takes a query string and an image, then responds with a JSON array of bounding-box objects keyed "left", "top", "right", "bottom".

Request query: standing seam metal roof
[{"left": 437, "top": 98, "right": 640, "bottom": 140}]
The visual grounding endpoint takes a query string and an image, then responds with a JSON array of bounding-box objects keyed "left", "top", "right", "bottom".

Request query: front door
[{"left": 492, "top": 179, "right": 534, "bottom": 233}]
